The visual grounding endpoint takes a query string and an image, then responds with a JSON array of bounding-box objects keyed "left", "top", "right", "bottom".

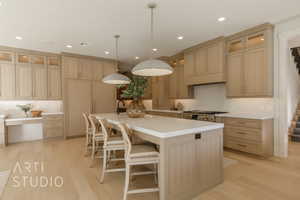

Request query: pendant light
[
  {"left": 102, "top": 35, "right": 131, "bottom": 84},
  {"left": 131, "top": 3, "right": 173, "bottom": 76}
]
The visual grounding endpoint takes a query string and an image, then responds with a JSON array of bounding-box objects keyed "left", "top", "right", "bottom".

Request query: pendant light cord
[{"left": 114, "top": 35, "right": 120, "bottom": 71}]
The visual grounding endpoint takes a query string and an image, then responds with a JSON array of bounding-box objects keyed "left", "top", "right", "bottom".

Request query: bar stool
[
  {"left": 117, "top": 122, "right": 160, "bottom": 200},
  {"left": 82, "top": 113, "right": 93, "bottom": 155},
  {"left": 88, "top": 115, "right": 104, "bottom": 160},
  {"left": 98, "top": 118, "right": 126, "bottom": 183}
]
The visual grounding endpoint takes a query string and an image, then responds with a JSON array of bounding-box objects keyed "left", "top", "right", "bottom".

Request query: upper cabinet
[
  {"left": 226, "top": 23, "right": 273, "bottom": 98},
  {"left": 169, "top": 55, "right": 193, "bottom": 99},
  {"left": 0, "top": 49, "right": 62, "bottom": 100},
  {"left": 0, "top": 51, "right": 15, "bottom": 99},
  {"left": 48, "top": 56, "right": 62, "bottom": 99},
  {"left": 32, "top": 55, "right": 47, "bottom": 99},
  {"left": 183, "top": 37, "right": 226, "bottom": 86}
]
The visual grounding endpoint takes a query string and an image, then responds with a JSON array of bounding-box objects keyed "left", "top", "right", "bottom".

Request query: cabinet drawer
[
  {"left": 224, "top": 126, "right": 262, "bottom": 142},
  {"left": 224, "top": 137, "right": 262, "bottom": 155},
  {"left": 224, "top": 117, "right": 261, "bottom": 129},
  {"left": 43, "top": 119, "right": 64, "bottom": 129},
  {"left": 44, "top": 128, "right": 63, "bottom": 138}
]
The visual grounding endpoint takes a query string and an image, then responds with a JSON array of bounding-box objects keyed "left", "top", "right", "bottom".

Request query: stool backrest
[
  {"left": 82, "top": 113, "right": 91, "bottom": 133},
  {"left": 98, "top": 118, "right": 109, "bottom": 144},
  {"left": 88, "top": 115, "right": 99, "bottom": 136},
  {"left": 117, "top": 122, "right": 132, "bottom": 159}
]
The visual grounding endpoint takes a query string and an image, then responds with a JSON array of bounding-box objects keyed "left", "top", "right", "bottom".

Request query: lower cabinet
[
  {"left": 42, "top": 114, "right": 64, "bottom": 138},
  {"left": 218, "top": 117, "right": 274, "bottom": 157}
]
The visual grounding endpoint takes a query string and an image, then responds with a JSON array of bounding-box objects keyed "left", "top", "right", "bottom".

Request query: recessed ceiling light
[
  {"left": 15, "top": 36, "right": 23, "bottom": 40},
  {"left": 152, "top": 48, "right": 158, "bottom": 52},
  {"left": 135, "top": 56, "right": 140, "bottom": 60},
  {"left": 105, "top": 51, "right": 110, "bottom": 55},
  {"left": 218, "top": 17, "right": 226, "bottom": 22},
  {"left": 80, "top": 42, "right": 88, "bottom": 46},
  {"left": 177, "top": 36, "right": 184, "bottom": 40},
  {"left": 66, "top": 45, "right": 72, "bottom": 48}
]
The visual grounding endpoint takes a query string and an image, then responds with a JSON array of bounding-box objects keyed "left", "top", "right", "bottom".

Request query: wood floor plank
[{"left": 1, "top": 138, "right": 300, "bottom": 200}]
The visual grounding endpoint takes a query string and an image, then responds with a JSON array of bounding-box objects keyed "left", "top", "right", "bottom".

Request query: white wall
[{"left": 0, "top": 101, "right": 63, "bottom": 143}]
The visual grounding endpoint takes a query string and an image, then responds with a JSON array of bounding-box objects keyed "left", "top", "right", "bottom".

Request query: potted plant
[
  {"left": 120, "top": 76, "right": 148, "bottom": 118},
  {"left": 16, "top": 104, "right": 33, "bottom": 117}
]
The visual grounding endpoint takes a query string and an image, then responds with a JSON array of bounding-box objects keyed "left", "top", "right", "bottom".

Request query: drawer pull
[{"left": 237, "top": 144, "right": 247, "bottom": 148}]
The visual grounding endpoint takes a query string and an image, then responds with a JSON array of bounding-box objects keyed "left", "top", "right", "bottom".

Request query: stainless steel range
[{"left": 183, "top": 110, "right": 227, "bottom": 122}]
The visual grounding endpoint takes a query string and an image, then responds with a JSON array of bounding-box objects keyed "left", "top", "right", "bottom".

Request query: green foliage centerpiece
[
  {"left": 120, "top": 76, "right": 148, "bottom": 118},
  {"left": 16, "top": 104, "right": 33, "bottom": 117}
]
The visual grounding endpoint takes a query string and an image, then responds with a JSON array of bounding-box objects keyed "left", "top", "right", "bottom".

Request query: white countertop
[
  {"left": 93, "top": 113, "right": 224, "bottom": 138},
  {"left": 216, "top": 113, "right": 274, "bottom": 120},
  {"left": 41, "top": 112, "right": 64, "bottom": 116},
  {"left": 146, "top": 109, "right": 184, "bottom": 114},
  {"left": 5, "top": 117, "right": 42, "bottom": 122}
]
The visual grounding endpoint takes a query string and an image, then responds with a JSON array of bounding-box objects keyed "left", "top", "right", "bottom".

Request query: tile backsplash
[
  {"left": 0, "top": 101, "right": 63, "bottom": 118},
  {"left": 144, "top": 84, "right": 274, "bottom": 114}
]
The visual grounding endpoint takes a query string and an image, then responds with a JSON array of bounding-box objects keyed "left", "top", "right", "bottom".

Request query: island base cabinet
[{"left": 160, "top": 129, "right": 223, "bottom": 200}]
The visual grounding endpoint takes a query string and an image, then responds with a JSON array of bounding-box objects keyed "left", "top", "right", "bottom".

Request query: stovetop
[{"left": 184, "top": 110, "right": 228, "bottom": 115}]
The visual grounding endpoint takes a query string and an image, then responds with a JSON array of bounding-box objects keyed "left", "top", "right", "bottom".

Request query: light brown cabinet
[
  {"left": 218, "top": 117, "right": 273, "bottom": 157},
  {"left": 226, "top": 24, "right": 273, "bottom": 97},
  {"left": 143, "top": 78, "right": 152, "bottom": 99},
  {"left": 16, "top": 64, "right": 33, "bottom": 99},
  {"left": 184, "top": 37, "right": 226, "bottom": 86},
  {"left": 62, "top": 55, "right": 117, "bottom": 137},
  {"left": 32, "top": 64, "right": 47, "bottom": 99},
  {"left": 152, "top": 76, "right": 173, "bottom": 109},
  {"left": 169, "top": 56, "right": 193, "bottom": 99},
  {"left": 0, "top": 49, "right": 62, "bottom": 100},
  {"left": 43, "top": 114, "right": 64, "bottom": 138},
  {"left": 48, "top": 65, "right": 62, "bottom": 99},
  {"left": 0, "top": 63, "right": 15, "bottom": 99}
]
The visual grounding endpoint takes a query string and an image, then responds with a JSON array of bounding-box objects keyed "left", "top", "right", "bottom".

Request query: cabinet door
[
  {"left": 143, "top": 78, "right": 152, "bottom": 99},
  {"left": 169, "top": 66, "right": 177, "bottom": 99},
  {"left": 177, "top": 64, "right": 193, "bottom": 99},
  {"left": 207, "top": 42, "right": 224, "bottom": 74},
  {"left": 0, "top": 63, "right": 15, "bottom": 98},
  {"left": 63, "top": 57, "right": 78, "bottom": 79},
  {"left": 48, "top": 65, "right": 62, "bottom": 99},
  {"left": 183, "top": 52, "right": 194, "bottom": 84},
  {"left": 92, "top": 81, "right": 116, "bottom": 113},
  {"left": 78, "top": 59, "right": 93, "bottom": 80},
  {"left": 244, "top": 48, "right": 267, "bottom": 96},
  {"left": 16, "top": 64, "right": 33, "bottom": 99},
  {"left": 66, "top": 79, "right": 92, "bottom": 137},
  {"left": 151, "top": 77, "right": 159, "bottom": 109},
  {"left": 226, "top": 53, "right": 244, "bottom": 97},
  {"left": 103, "top": 61, "right": 117, "bottom": 76},
  {"left": 92, "top": 60, "right": 104, "bottom": 81},
  {"left": 195, "top": 48, "right": 207, "bottom": 76},
  {"left": 32, "top": 64, "right": 47, "bottom": 99}
]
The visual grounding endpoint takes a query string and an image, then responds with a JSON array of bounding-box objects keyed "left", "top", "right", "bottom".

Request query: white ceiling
[{"left": 1, "top": 0, "right": 300, "bottom": 69}]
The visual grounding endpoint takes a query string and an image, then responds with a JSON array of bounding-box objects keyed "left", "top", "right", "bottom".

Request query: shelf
[
  {"left": 228, "top": 39, "right": 244, "bottom": 53},
  {"left": 17, "top": 54, "right": 30, "bottom": 63},
  {"left": 247, "top": 33, "right": 265, "bottom": 48},
  {"left": 0, "top": 52, "right": 14, "bottom": 63},
  {"left": 31, "top": 55, "right": 45, "bottom": 64},
  {"left": 48, "top": 56, "right": 60, "bottom": 66}
]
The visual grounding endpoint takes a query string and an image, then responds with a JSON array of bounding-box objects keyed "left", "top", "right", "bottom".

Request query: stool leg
[
  {"left": 123, "top": 164, "right": 130, "bottom": 200},
  {"left": 154, "top": 163, "right": 157, "bottom": 184},
  {"left": 85, "top": 132, "right": 89, "bottom": 156},
  {"left": 100, "top": 149, "right": 107, "bottom": 183},
  {"left": 92, "top": 137, "right": 95, "bottom": 160},
  {"left": 157, "top": 162, "right": 160, "bottom": 199}
]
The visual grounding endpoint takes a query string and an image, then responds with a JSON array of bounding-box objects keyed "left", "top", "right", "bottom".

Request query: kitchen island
[{"left": 93, "top": 113, "right": 224, "bottom": 200}]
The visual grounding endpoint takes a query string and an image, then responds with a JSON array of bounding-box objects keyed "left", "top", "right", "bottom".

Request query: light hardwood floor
[{"left": 1, "top": 138, "right": 300, "bottom": 200}]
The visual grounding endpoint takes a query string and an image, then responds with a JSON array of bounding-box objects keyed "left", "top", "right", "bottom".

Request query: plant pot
[{"left": 127, "top": 99, "right": 145, "bottom": 118}]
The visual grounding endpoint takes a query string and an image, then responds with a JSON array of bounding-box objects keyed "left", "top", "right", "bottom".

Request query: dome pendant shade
[
  {"left": 102, "top": 73, "right": 131, "bottom": 84},
  {"left": 132, "top": 59, "right": 173, "bottom": 76}
]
